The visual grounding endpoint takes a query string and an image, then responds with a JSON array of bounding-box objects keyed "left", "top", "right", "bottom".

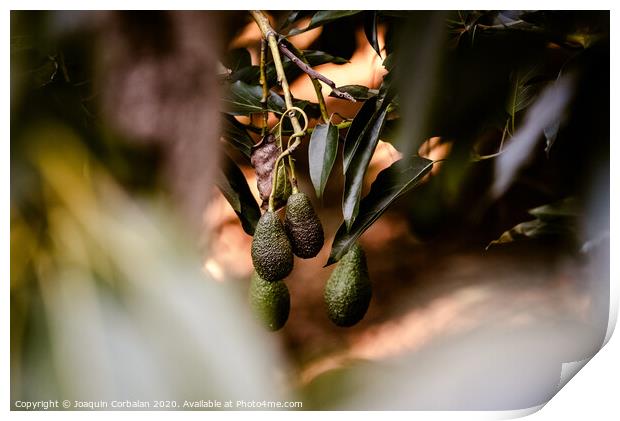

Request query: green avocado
[
  {"left": 284, "top": 192, "right": 324, "bottom": 258},
  {"left": 249, "top": 271, "right": 290, "bottom": 331},
  {"left": 324, "top": 243, "right": 372, "bottom": 327},
  {"left": 251, "top": 210, "right": 293, "bottom": 282}
]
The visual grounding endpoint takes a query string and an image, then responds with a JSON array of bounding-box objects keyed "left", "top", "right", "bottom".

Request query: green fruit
[
  {"left": 284, "top": 192, "right": 324, "bottom": 258},
  {"left": 324, "top": 243, "right": 372, "bottom": 327},
  {"left": 251, "top": 211, "right": 293, "bottom": 282},
  {"left": 249, "top": 271, "right": 290, "bottom": 331}
]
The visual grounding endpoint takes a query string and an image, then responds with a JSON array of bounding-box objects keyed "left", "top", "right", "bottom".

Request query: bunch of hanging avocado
[{"left": 247, "top": 108, "right": 371, "bottom": 331}]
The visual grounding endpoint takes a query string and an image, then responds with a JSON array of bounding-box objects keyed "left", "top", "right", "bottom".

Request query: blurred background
[{"left": 11, "top": 10, "right": 610, "bottom": 410}]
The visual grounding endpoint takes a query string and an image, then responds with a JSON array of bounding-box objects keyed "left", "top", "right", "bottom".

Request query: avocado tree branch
[
  {"left": 259, "top": 38, "right": 269, "bottom": 136},
  {"left": 277, "top": 41, "right": 356, "bottom": 103},
  {"left": 250, "top": 10, "right": 303, "bottom": 136},
  {"left": 279, "top": 39, "right": 330, "bottom": 122}
]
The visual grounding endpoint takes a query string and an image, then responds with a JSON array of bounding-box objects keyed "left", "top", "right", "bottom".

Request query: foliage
[{"left": 217, "top": 10, "right": 609, "bottom": 264}]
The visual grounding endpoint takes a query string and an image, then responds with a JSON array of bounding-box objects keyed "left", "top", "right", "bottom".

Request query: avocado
[
  {"left": 251, "top": 211, "right": 294, "bottom": 282},
  {"left": 324, "top": 243, "right": 372, "bottom": 327},
  {"left": 284, "top": 192, "right": 324, "bottom": 258},
  {"left": 249, "top": 271, "right": 290, "bottom": 331}
]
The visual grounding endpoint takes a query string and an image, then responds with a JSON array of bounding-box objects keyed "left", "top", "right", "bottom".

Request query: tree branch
[
  {"left": 279, "top": 39, "right": 329, "bottom": 122},
  {"left": 277, "top": 42, "right": 356, "bottom": 103},
  {"left": 259, "top": 38, "right": 269, "bottom": 136},
  {"left": 250, "top": 10, "right": 303, "bottom": 135}
]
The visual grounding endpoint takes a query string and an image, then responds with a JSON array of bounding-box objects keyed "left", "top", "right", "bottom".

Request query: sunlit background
[{"left": 11, "top": 10, "right": 610, "bottom": 410}]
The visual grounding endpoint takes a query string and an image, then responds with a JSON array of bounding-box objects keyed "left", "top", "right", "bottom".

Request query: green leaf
[
  {"left": 228, "top": 65, "right": 260, "bottom": 84},
  {"left": 382, "top": 53, "right": 395, "bottom": 71},
  {"left": 342, "top": 103, "right": 390, "bottom": 230},
  {"left": 364, "top": 11, "right": 382, "bottom": 57},
  {"left": 279, "top": 11, "right": 303, "bottom": 30},
  {"left": 487, "top": 197, "right": 578, "bottom": 249},
  {"left": 216, "top": 153, "right": 261, "bottom": 236},
  {"left": 505, "top": 66, "right": 548, "bottom": 119},
  {"left": 221, "top": 80, "right": 285, "bottom": 115},
  {"left": 329, "top": 84, "right": 378, "bottom": 101},
  {"left": 328, "top": 157, "right": 434, "bottom": 265},
  {"left": 302, "top": 50, "right": 349, "bottom": 66},
  {"left": 221, "top": 48, "right": 252, "bottom": 73},
  {"left": 528, "top": 197, "right": 578, "bottom": 221},
  {"left": 308, "top": 123, "right": 339, "bottom": 200},
  {"left": 343, "top": 97, "right": 380, "bottom": 172},
  {"left": 220, "top": 114, "right": 254, "bottom": 159},
  {"left": 288, "top": 11, "right": 362, "bottom": 35}
]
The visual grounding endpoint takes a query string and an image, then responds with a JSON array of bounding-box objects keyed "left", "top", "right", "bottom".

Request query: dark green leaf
[
  {"left": 528, "top": 197, "right": 578, "bottom": 221},
  {"left": 342, "top": 104, "right": 390, "bottom": 230},
  {"left": 382, "top": 53, "right": 395, "bottom": 71},
  {"left": 487, "top": 197, "right": 578, "bottom": 249},
  {"left": 364, "top": 11, "right": 382, "bottom": 57},
  {"left": 487, "top": 220, "right": 564, "bottom": 248},
  {"left": 228, "top": 65, "right": 260, "bottom": 84},
  {"left": 221, "top": 48, "right": 252, "bottom": 73},
  {"left": 505, "top": 66, "right": 548, "bottom": 118},
  {"left": 339, "top": 82, "right": 398, "bottom": 228},
  {"left": 343, "top": 97, "right": 379, "bottom": 172},
  {"left": 220, "top": 114, "right": 254, "bottom": 159},
  {"left": 216, "top": 154, "right": 261, "bottom": 235},
  {"left": 288, "top": 11, "right": 362, "bottom": 35},
  {"left": 292, "top": 99, "right": 322, "bottom": 119},
  {"left": 303, "top": 50, "right": 349, "bottom": 66},
  {"left": 222, "top": 80, "right": 285, "bottom": 115},
  {"left": 308, "top": 123, "right": 339, "bottom": 200},
  {"left": 279, "top": 11, "right": 303, "bottom": 30},
  {"left": 329, "top": 85, "right": 378, "bottom": 101},
  {"left": 328, "top": 157, "right": 434, "bottom": 265}
]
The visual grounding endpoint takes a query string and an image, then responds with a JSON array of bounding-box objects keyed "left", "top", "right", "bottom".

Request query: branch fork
[
  {"left": 277, "top": 41, "right": 356, "bottom": 103},
  {"left": 250, "top": 10, "right": 354, "bottom": 211}
]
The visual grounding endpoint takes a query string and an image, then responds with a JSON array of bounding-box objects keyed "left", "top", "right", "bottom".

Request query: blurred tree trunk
[{"left": 100, "top": 11, "right": 223, "bottom": 232}]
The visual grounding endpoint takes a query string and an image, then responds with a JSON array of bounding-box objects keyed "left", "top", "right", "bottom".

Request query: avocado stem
[
  {"left": 268, "top": 106, "right": 308, "bottom": 211},
  {"left": 250, "top": 10, "right": 303, "bottom": 135},
  {"left": 259, "top": 38, "right": 269, "bottom": 137}
]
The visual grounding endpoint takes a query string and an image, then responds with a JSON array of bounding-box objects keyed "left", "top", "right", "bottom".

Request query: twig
[
  {"left": 471, "top": 119, "right": 511, "bottom": 161},
  {"left": 250, "top": 11, "right": 303, "bottom": 135},
  {"left": 269, "top": 107, "right": 309, "bottom": 211},
  {"left": 243, "top": 120, "right": 352, "bottom": 135},
  {"left": 259, "top": 38, "right": 269, "bottom": 136},
  {"left": 278, "top": 42, "right": 356, "bottom": 103},
  {"left": 280, "top": 39, "right": 330, "bottom": 122}
]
